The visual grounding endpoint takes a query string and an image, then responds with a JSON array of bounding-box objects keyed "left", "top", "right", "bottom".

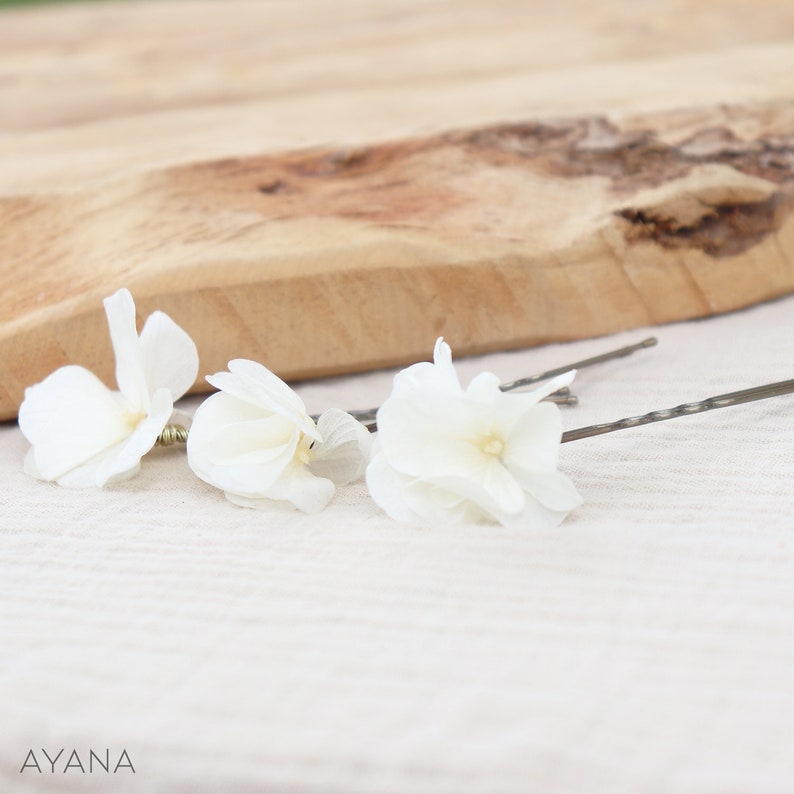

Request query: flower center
[
  {"left": 122, "top": 410, "right": 146, "bottom": 430},
  {"left": 481, "top": 434, "right": 505, "bottom": 458}
]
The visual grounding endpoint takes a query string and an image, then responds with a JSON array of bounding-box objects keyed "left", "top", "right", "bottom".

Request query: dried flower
[
  {"left": 19, "top": 288, "right": 198, "bottom": 487},
  {"left": 187, "top": 359, "right": 372, "bottom": 512},
  {"left": 366, "top": 338, "right": 582, "bottom": 528}
]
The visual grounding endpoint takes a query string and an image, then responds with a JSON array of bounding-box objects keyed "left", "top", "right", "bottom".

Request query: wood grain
[{"left": 2, "top": 0, "right": 794, "bottom": 419}]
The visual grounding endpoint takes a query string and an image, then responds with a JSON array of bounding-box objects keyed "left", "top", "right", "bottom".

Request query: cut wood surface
[{"left": 2, "top": 0, "right": 794, "bottom": 420}]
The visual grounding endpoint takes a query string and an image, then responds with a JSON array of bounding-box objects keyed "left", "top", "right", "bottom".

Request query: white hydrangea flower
[
  {"left": 366, "top": 338, "right": 582, "bottom": 528},
  {"left": 186, "top": 359, "right": 372, "bottom": 513},
  {"left": 19, "top": 288, "right": 199, "bottom": 487}
]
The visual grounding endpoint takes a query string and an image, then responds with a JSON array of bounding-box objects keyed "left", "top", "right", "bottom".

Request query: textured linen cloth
[{"left": 1, "top": 296, "right": 793, "bottom": 793}]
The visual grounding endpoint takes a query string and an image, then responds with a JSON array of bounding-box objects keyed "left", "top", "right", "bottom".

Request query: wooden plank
[{"left": 2, "top": 0, "right": 794, "bottom": 419}]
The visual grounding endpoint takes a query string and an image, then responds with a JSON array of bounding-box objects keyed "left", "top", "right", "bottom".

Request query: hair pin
[
  {"left": 562, "top": 378, "right": 794, "bottom": 443},
  {"left": 364, "top": 337, "right": 794, "bottom": 528}
]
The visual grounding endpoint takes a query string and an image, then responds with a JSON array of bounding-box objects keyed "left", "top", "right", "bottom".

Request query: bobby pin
[{"left": 561, "top": 378, "right": 794, "bottom": 443}]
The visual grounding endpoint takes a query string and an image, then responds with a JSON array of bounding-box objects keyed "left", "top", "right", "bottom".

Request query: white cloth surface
[{"left": 1, "top": 296, "right": 793, "bottom": 793}]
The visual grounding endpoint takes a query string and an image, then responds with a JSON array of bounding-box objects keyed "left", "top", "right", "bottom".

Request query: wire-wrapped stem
[{"left": 156, "top": 423, "right": 189, "bottom": 446}]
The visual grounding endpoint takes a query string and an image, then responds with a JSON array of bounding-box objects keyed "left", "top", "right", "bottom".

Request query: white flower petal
[
  {"left": 189, "top": 389, "right": 268, "bottom": 435},
  {"left": 389, "top": 338, "right": 463, "bottom": 402},
  {"left": 243, "top": 462, "right": 335, "bottom": 513},
  {"left": 527, "top": 369, "right": 576, "bottom": 403},
  {"left": 465, "top": 371, "right": 502, "bottom": 402},
  {"left": 206, "top": 416, "right": 297, "bottom": 467},
  {"left": 104, "top": 288, "right": 149, "bottom": 414},
  {"left": 485, "top": 370, "right": 576, "bottom": 439},
  {"left": 187, "top": 392, "right": 300, "bottom": 493},
  {"left": 224, "top": 492, "right": 297, "bottom": 512},
  {"left": 139, "top": 310, "right": 199, "bottom": 401},
  {"left": 23, "top": 448, "right": 43, "bottom": 480},
  {"left": 521, "top": 470, "right": 583, "bottom": 512},
  {"left": 309, "top": 409, "right": 373, "bottom": 485},
  {"left": 377, "top": 394, "right": 501, "bottom": 481},
  {"left": 424, "top": 460, "right": 526, "bottom": 518},
  {"left": 495, "top": 498, "right": 570, "bottom": 530},
  {"left": 196, "top": 454, "right": 298, "bottom": 497},
  {"left": 187, "top": 392, "right": 301, "bottom": 498},
  {"left": 502, "top": 401, "right": 563, "bottom": 475},
  {"left": 26, "top": 436, "right": 138, "bottom": 489},
  {"left": 365, "top": 452, "right": 422, "bottom": 523},
  {"left": 20, "top": 289, "right": 201, "bottom": 488},
  {"left": 366, "top": 453, "right": 480, "bottom": 525},
  {"left": 226, "top": 359, "right": 311, "bottom": 421},
  {"left": 206, "top": 359, "right": 318, "bottom": 439},
  {"left": 18, "top": 366, "right": 131, "bottom": 481},
  {"left": 95, "top": 387, "right": 173, "bottom": 486},
  {"left": 56, "top": 465, "right": 113, "bottom": 488},
  {"left": 190, "top": 392, "right": 298, "bottom": 466},
  {"left": 433, "top": 337, "right": 452, "bottom": 368},
  {"left": 54, "top": 439, "right": 129, "bottom": 488},
  {"left": 367, "top": 339, "right": 580, "bottom": 528}
]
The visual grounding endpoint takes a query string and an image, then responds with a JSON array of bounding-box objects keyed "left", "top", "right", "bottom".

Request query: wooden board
[{"left": 2, "top": 0, "right": 794, "bottom": 420}]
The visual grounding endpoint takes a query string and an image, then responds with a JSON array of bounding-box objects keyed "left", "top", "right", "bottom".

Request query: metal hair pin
[{"left": 562, "top": 378, "right": 794, "bottom": 443}]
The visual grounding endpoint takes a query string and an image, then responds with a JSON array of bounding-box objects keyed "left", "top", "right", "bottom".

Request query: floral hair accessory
[
  {"left": 18, "top": 288, "right": 198, "bottom": 487},
  {"left": 19, "top": 283, "right": 794, "bottom": 524},
  {"left": 366, "top": 338, "right": 582, "bottom": 529},
  {"left": 364, "top": 335, "right": 794, "bottom": 528},
  {"left": 186, "top": 359, "right": 372, "bottom": 513}
]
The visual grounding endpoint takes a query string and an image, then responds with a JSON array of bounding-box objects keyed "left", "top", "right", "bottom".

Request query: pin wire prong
[
  {"left": 561, "top": 378, "right": 794, "bottom": 443},
  {"left": 500, "top": 337, "right": 657, "bottom": 393}
]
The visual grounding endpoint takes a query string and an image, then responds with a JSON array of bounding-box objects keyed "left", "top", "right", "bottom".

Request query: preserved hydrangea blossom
[
  {"left": 19, "top": 288, "right": 198, "bottom": 487},
  {"left": 366, "top": 338, "right": 582, "bottom": 528},
  {"left": 187, "top": 359, "right": 372, "bottom": 513}
]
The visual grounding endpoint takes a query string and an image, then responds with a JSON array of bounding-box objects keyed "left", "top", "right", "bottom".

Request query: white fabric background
[{"left": 1, "top": 295, "right": 793, "bottom": 793}]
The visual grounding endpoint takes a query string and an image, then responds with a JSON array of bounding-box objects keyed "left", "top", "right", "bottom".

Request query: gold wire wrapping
[{"left": 156, "top": 424, "right": 189, "bottom": 446}]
